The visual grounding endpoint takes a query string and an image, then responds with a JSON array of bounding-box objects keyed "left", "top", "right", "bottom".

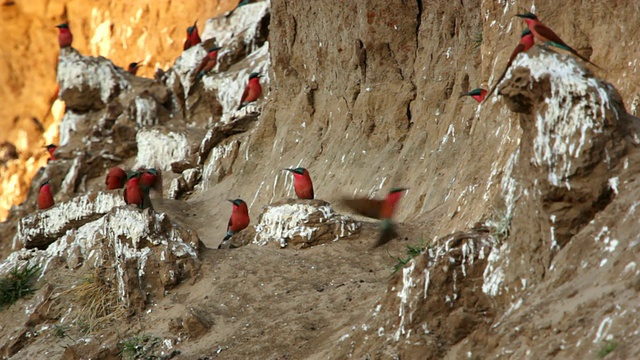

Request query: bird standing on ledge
[
  {"left": 342, "top": 187, "right": 407, "bottom": 247},
  {"left": 283, "top": 167, "right": 314, "bottom": 199},
  {"left": 127, "top": 62, "right": 142, "bottom": 75},
  {"left": 459, "top": 88, "right": 488, "bottom": 103},
  {"left": 56, "top": 23, "right": 73, "bottom": 48},
  {"left": 515, "top": 12, "right": 600, "bottom": 69},
  {"left": 238, "top": 72, "right": 262, "bottom": 110},
  {"left": 485, "top": 29, "right": 535, "bottom": 101},
  {"left": 183, "top": 20, "right": 202, "bottom": 51},
  {"left": 105, "top": 166, "right": 127, "bottom": 190},
  {"left": 194, "top": 46, "right": 222, "bottom": 81},
  {"left": 37, "top": 180, "right": 55, "bottom": 210},
  {"left": 220, "top": 199, "right": 250, "bottom": 248}
]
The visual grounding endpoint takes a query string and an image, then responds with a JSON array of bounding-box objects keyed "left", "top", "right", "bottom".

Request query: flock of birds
[
  {"left": 35, "top": 10, "right": 598, "bottom": 249},
  {"left": 459, "top": 12, "right": 599, "bottom": 104}
]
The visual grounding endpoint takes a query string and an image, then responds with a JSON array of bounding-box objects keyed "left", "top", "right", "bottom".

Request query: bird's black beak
[
  {"left": 283, "top": 168, "right": 294, "bottom": 172},
  {"left": 514, "top": 14, "right": 525, "bottom": 18},
  {"left": 459, "top": 92, "right": 471, "bottom": 99}
]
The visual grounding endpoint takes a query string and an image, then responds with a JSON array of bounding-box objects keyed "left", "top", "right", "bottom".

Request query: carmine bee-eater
[
  {"left": 124, "top": 172, "right": 152, "bottom": 210},
  {"left": 127, "top": 62, "right": 142, "bottom": 75},
  {"left": 459, "top": 88, "right": 488, "bottom": 103},
  {"left": 237, "top": 72, "right": 262, "bottom": 110},
  {"left": 45, "top": 144, "right": 58, "bottom": 163},
  {"left": 194, "top": 46, "right": 222, "bottom": 81},
  {"left": 105, "top": 166, "right": 127, "bottom": 190},
  {"left": 56, "top": 23, "right": 73, "bottom": 48},
  {"left": 515, "top": 12, "right": 600, "bottom": 69},
  {"left": 138, "top": 167, "right": 159, "bottom": 188},
  {"left": 342, "top": 187, "right": 407, "bottom": 247},
  {"left": 485, "top": 29, "right": 535, "bottom": 101},
  {"left": 37, "top": 180, "right": 55, "bottom": 210},
  {"left": 183, "top": 20, "right": 202, "bottom": 51},
  {"left": 219, "top": 199, "right": 250, "bottom": 248},
  {"left": 283, "top": 167, "right": 314, "bottom": 199}
]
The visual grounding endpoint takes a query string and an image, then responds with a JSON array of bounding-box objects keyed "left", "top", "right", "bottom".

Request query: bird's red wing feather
[
  {"left": 341, "top": 198, "right": 384, "bottom": 219},
  {"left": 195, "top": 57, "right": 208, "bottom": 74},
  {"left": 533, "top": 24, "right": 570, "bottom": 48},
  {"left": 227, "top": 216, "right": 233, "bottom": 232},
  {"left": 239, "top": 85, "right": 250, "bottom": 104},
  {"left": 486, "top": 43, "right": 526, "bottom": 100}
]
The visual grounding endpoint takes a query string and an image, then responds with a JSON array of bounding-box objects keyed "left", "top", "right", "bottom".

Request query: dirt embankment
[{"left": 1, "top": 1, "right": 640, "bottom": 359}]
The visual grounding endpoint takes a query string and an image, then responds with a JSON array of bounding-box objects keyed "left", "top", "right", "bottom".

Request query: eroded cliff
[{"left": 1, "top": 0, "right": 640, "bottom": 359}]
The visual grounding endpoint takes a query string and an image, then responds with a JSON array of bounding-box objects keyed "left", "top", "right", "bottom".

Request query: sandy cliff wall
[
  {"left": 0, "top": 0, "right": 236, "bottom": 219},
  {"left": 1, "top": 0, "right": 640, "bottom": 358}
]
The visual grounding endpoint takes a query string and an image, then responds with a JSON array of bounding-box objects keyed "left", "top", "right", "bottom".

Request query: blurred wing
[
  {"left": 341, "top": 198, "right": 384, "bottom": 219},
  {"left": 374, "top": 220, "right": 398, "bottom": 248}
]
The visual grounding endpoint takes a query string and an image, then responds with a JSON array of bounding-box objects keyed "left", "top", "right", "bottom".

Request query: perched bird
[
  {"left": 45, "top": 144, "right": 58, "bottom": 163},
  {"left": 127, "top": 62, "right": 142, "bottom": 75},
  {"left": 342, "top": 187, "right": 407, "bottom": 247},
  {"left": 237, "top": 72, "right": 262, "bottom": 110},
  {"left": 138, "top": 167, "right": 159, "bottom": 188},
  {"left": 105, "top": 166, "right": 127, "bottom": 190},
  {"left": 124, "top": 172, "right": 153, "bottom": 210},
  {"left": 515, "top": 12, "right": 600, "bottom": 69},
  {"left": 283, "top": 167, "right": 314, "bottom": 199},
  {"left": 459, "top": 88, "right": 488, "bottom": 103},
  {"left": 485, "top": 29, "right": 535, "bottom": 101},
  {"left": 219, "top": 199, "right": 250, "bottom": 248},
  {"left": 194, "top": 46, "right": 222, "bottom": 81},
  {"left": 183, "top": 20, "right": 202, "bottom": 51},
  {"left": 37, "top": 180, "right": 55, "bottom": 210},
  {"left": 55, "top": 23, "right": 73, "bottom": 48}
]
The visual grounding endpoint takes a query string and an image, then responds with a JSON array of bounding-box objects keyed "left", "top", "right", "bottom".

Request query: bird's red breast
[
  {"left": 124, "top": 177, "right": 143, "bottom": 207},
  {"left": 37, "top": 184, "right": 55, "bottom": 210},
  {"left": 106, "top": 166, "right": 127, "bottom": 189},
  {"left": 140, "top": 171, "right": 157, "bottom": 188},
  {"left": 58, "top": 29, "right": 73, "bottom": 48},
  {"left": 292, "top": 170, "right": 314, "bottom": 199},
  {"left": 228, "top": 203, "right": 250, "bottom": 232}
]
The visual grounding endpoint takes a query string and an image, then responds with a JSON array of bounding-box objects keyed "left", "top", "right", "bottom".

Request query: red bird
[
  {"left": 183, "top": 20, "right": 202, "bottom": 51},
  {"left": 105, "top": 166, "right": 127, "bottom": 190},
  {"left": 127, "top": 62, "right": 142, "bottom": 75},
  {"left": 342, "top": 187, "right": 407, "bottom": 247},
  {"left": 124, "top": 172, "right": 152, "bottom": 209},
  {"left": 284, "top": 167, "right": 314, "bottom": 199},
  {"left": 138, "top": 167, "right": 159, "bottom": 188},
  {"left": 45, "top": 144, "right": 58, "bottom": 163},
  {"left": 55, "top": 23, "right": 73, "bottom": 48},
  {"left": 194, "top": 46, "right": 222, "bottom": 81},
  {"left": 459, "top": 88, "right": 488, "bottom": 103},
  {"left": 37, "top": 180, "right": 55, "bottom": 210},
  {"left": 516, "top": 12, "right": 600, "bottom": 69},
  {"left": 237, "top": 72, "right": 262, "bottom": 110},
  {"left": 219, "top": 199, "right": 250, "bottom": 249},
  {"left": 485, "top": 29, "right": 535, "bottom": 101}
]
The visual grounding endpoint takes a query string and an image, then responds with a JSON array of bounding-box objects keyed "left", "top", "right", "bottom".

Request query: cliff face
[
  {"left": 0, "top": 0, "right": 236, "bottom": 220},
  {"left": 1, "top": 0, "right": 640, "bottom": 359}
]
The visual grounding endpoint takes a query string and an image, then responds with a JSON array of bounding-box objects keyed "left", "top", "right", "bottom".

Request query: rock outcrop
[{"left": 2, "top": 0, "right": 640, "bottom": 359}]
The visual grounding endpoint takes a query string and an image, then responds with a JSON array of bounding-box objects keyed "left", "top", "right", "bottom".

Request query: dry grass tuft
[{"left": 59, "top": 266, "right": 128, "bottom": 333}]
